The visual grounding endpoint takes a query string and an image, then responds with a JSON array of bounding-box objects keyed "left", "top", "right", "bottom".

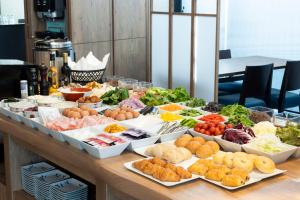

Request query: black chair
[
  {"left": 270, "top": 61, "right": 300, "bottom": 113},
  {"left": 219, "top": 49, "right": 243, "bottom": 93},
  {"left": 219, "top": 64, "right": 273, "bottom": 107},
  {"left": 219, "top": 49, "right": 232, "bottom": 60}
]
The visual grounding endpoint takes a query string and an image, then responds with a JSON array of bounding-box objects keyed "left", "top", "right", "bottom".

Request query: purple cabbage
[
  {"left": 119, "top": 97, "right": 145, "bottom": 109},
  {"left": 222, "top": 124, "right": 255, "bottom": 144}
]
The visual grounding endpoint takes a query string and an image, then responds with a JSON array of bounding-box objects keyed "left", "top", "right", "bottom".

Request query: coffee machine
[{"left": 34, "top": 0, "right": 65, "bottom": 20}]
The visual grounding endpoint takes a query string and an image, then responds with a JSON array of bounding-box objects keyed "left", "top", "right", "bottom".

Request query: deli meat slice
[{"left": 45, "top": 115, "right": 114, "bottom": 131}]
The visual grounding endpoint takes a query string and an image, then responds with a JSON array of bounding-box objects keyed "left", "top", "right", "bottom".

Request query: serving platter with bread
[{"left": 129, "top": 134, "right": 286, "bottom": 189}]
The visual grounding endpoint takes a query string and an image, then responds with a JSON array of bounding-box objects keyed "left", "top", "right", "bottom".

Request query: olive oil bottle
[{"left": 48, "top": 51, "right": 59, "bottom": 94}]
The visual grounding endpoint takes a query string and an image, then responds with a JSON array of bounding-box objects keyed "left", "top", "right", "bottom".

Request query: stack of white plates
[
  {"left": 33, "top": 170, "right": 70, "bottom": 200},
  {"left": 49, "top": 178, "right": 88, "bottom": 200},
  {"left": 21, "top": 162, "right": 55, "bottom": 196}
]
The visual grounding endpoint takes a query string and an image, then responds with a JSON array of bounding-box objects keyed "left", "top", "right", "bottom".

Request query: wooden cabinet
[
  {"left": 114, "top": 0, "right": 147, "bottom": 40},
  {"left": 114, "top": 38, "right": 147, "bottom": 81},
  {"left": 69, "top": 0, "right": 149, "bottom": 80},
  {"left": 69, "top": 0, "right": 112, "bottom": 44}
]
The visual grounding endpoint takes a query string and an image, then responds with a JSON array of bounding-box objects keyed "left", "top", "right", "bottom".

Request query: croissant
[
  {"left": 141, "top": 162, "right": 155, "bottom": 175},
  {"left": 176, "top": 166, "right": 192, "bottom": 179},
  {"left": 230, "top": 168, "right": 249, "bottom": 182},
  {"left": 188, "top": 163, "right": 208, "bottom": 176},
  {"left": 149, "top": 157, "right": 167, "bottom": 167},
  {"left": 158, "top": 168, "right": 181, "bottom": 182},
  {"left": 221, "top": 174, "right": 245, "bottom": 187},
  {"left": 133, "top": 160, "right": 150, "bottom": 171},
  {"left": 205, "top": 168, "right": 227, "bottom": 181},
  {"left": 165, "top": 163, "right": 177, "bottom": 172}
]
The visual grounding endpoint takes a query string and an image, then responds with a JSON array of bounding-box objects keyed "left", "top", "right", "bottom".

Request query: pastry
[
  {"left": 165, "top": 163, "right": 177, "bottom": 172},
  {"left": 191, "top": 136, "right": 205, "bottom": 144},
  {"left": 232, "top": 156, "right": 254, "bottom": 173},
  {"left": 205, "top": 168, "right": 227, "bottom": 181},
  {"left": 247, "top": 154, "right": 258, "bottom": 163},
  {"left": 221, "top": 175, "right": 245, "bottom": 187},
  {"left": 196, "top": 159, "right": 214, "bottom": 168},
  {"left": 195, "top": 144, "right": 213, "bottom": 158},
  {"left": 142, "top": 162, "right": 156, "bottom": 175},
  {"left": 254, "top": 156, "right": 275, "bottom": 174},
  {"left": 175, "top": 137, "right": 192, "bottom": 147},
  {"left": 176, "top": 147, "right": 192, "bottom": 160},
  {"left": 212, "top": 151, "right": 227, "bottom": 165},
  {"left": 176, "top": 166, "right": 192, "bottom": 179},
  {"left": 205, "top": 141, "right": 220, "bottom": 154},
  {"left": 209, "top": 164, "right": 230, "bottom": 174},
  {"left": 133, "top": 160, "right": 150, "bottom": 171},
  {"left": 230, "top": 168, "right": 249, "bottom": 182},
  {"left": 145, "top": 143, "right": 174, "bottom": 158},
  {"left": 188, "top": 163, "right": 208, "bottom": 176},
  {"left": 185, "top": 141, "right": 202, "bottom": 154},
  {"left": 223, "top": 153, "right": 235, "bottom": 168},
  {"left": 161, "top": 149, "right": 188, "bottom": 164},
  {"left": 149, "top": 157, "right": 167, "bottom": 167},
  {"left": 180, "top": 134, "right": 193, "bottom": 139},
  {"left": 234, "top": 152, "right": 248, "bottom": 157},
  {"left": 158, "top": 168, "right": 181, "bottom": 182}
]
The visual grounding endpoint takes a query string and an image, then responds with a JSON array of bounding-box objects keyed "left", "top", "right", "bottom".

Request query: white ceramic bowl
[
  {"left": 81, "top": 141, "right": 130, "bottom": 159},
  {"left": 214, "top": 136, "right": 243, "bottom": 152},
  {"left": 126, "top": 135, "right": 160, "bottom": 151},
  {"left": 242, "top": 143, "right": 297, "bottom": 163}
]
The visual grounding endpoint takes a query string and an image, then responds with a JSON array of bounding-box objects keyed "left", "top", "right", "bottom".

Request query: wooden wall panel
[
  {"left": 114, "top": 0, "right": 147, "bottom": 40},
  {"left": 73, "top": 42, "right": 113, "bottom": 76},
  {"left": 70, "top": 0, "right": 112, "bottom": 44},
  {"left": 114, "top": 38, "right": 147, "bottom": 81}
]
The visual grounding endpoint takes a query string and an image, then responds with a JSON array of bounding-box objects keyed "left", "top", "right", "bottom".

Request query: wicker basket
[{"left": 70, "top": 69, "right": 106, "bottom": 84}]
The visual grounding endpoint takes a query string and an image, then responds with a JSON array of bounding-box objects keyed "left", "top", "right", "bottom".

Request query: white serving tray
[
  {"left": 0, "top": 107, "right": 10, "bottom": 117},
  {"left": 124, "top": 157, "right": 200, "bottom": 187},
  {"left": 123, "top": 115, "right": 187, "bottom": 142},
  {"left": 214, "top": 136, "right": 243, "bottom": 152},
  {"left": 197, "top": 167, "right": 286, "bottom": 190},
  {"left": 62, "top": 125, "right": 108, "bottom": 150},
  {"left": 19, "top": 115, "right": 34, "bottom": 129},
  {"left": 81, "top": 141, "right": 130, "bottom": 159},
  {"left": 188, "top": 128, "right": 215, "bottom": 141},
  {"left": 126, "top": 135, "right": 160, "bottom": 151}
]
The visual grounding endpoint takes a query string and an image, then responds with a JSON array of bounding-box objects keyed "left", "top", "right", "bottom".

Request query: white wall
[{"left": 0, "top": 0, "right": 24, "bottom": 20}]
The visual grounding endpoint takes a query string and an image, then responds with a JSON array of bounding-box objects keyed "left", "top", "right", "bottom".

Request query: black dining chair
[
  {"left": 218, "top": 64, "right": 273, "bottom": 107},
  {"left": 219, "top": 49, "right": 232, "bottom": 60},
  {"left": 219, "top": 49, "right": 243, "bottom": 94},
  {"left": 270, "top": 61, "right": 300, "bottom": 113}
]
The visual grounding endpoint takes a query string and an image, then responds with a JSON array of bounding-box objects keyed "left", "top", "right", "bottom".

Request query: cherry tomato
[
  {"left": 204, "top": 131, "right": 210, "bottom": 135},
  {"left": 209, "top": 127, "right": 216, "bottom": 134}
]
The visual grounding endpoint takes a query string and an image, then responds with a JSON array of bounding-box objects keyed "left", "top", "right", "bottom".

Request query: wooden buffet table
[{"left": 0, "top": 114, "right": 300, "bottom": 200}]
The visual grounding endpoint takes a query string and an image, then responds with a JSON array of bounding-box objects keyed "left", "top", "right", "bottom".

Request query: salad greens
[
  {"left": 276, "top": 125, "right": 300, "bottom": 146},
  {"left": 227, "top": 115, "right": 254, "bottom": 127},
  {"left": 101, "top": 88, "right": 129, "bottom": 105},
  {"left": 220, "top": 104, "right": 250, "bottom": 117},
  {"left": 186, "top": 98, "right": 206, "bottom": 108},
  {"left": 140, "top": 87, "right": 190, "bottom": 106},
  {"left": 220, "top": 104, "right": 253, "bottom": 127},
  {"left": 180, "top": 109, "right": 202, "bottom": 117}
]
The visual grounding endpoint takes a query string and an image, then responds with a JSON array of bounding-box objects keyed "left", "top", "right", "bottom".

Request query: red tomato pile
[
  {"left": 194, "top": 122, "right": 233, "bottom": 136},
  {"left": 199, "top": 114, "right": 225, "bottom": 123}
]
